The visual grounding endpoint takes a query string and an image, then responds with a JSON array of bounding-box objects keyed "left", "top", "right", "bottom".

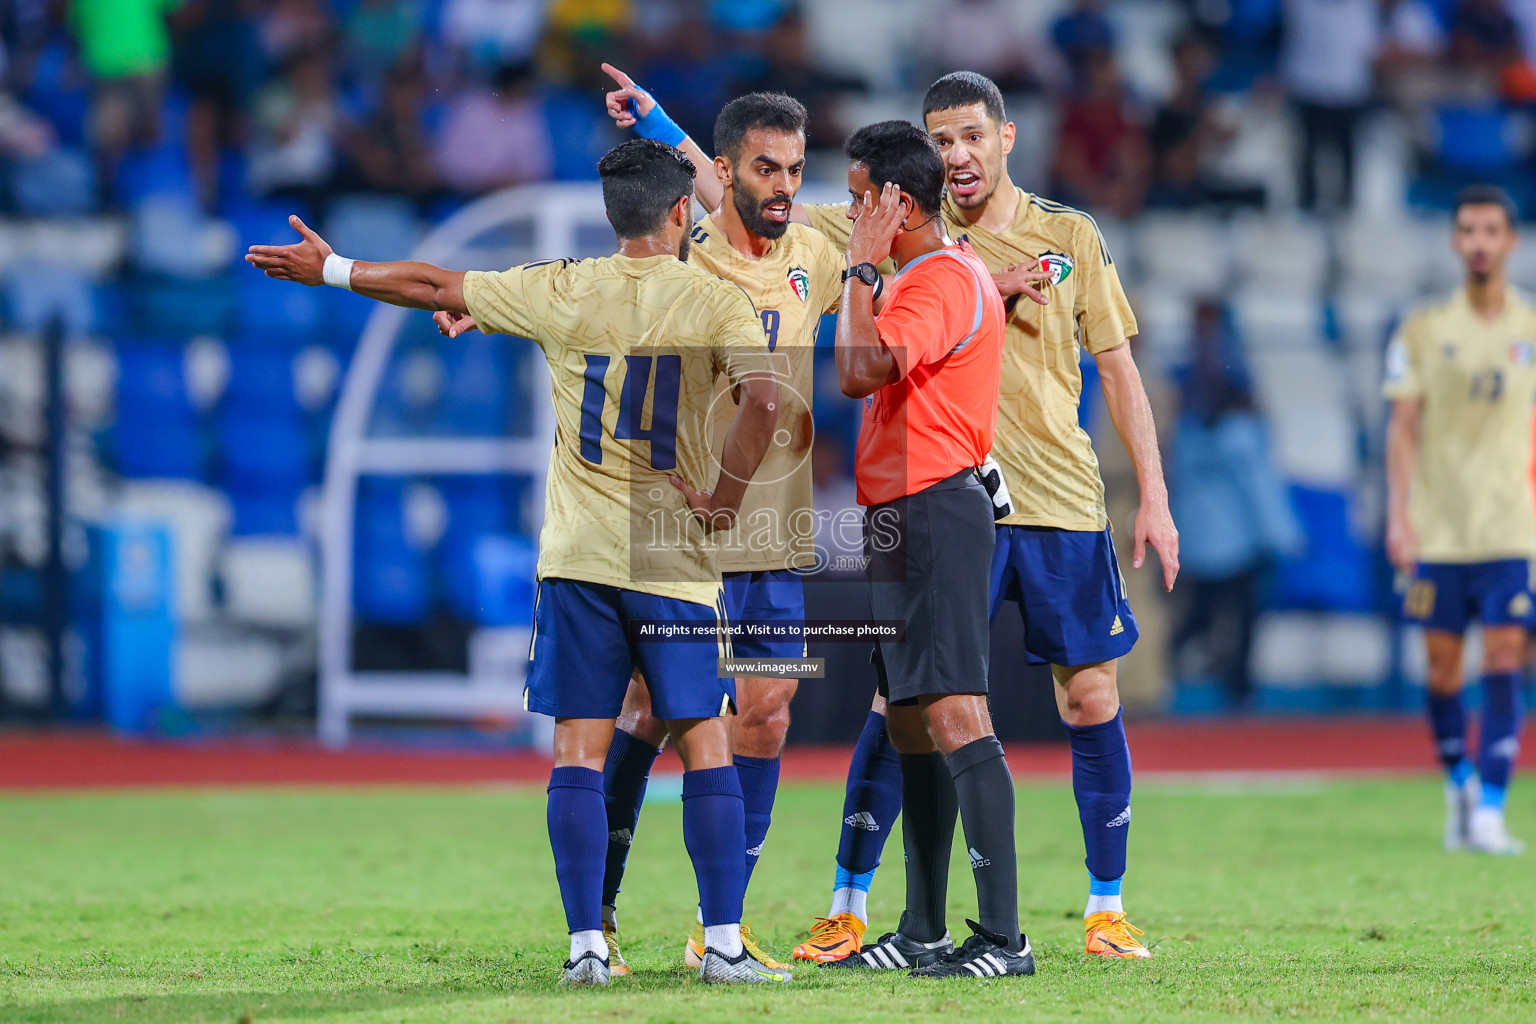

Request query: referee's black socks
[
  {"left": 896, "top": 751, "right": 958, "bottom": 944},
  {"left": 946, "top": 735, "right": 1023, "bottom": 951}
]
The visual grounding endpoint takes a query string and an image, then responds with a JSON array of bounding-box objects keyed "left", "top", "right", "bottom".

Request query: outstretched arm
[
  {"left": 1094, "top": 341, "right": 1179, "bottom": 591},
  {"left": 246, "top": 215, "right": 468, "bottom": 314}
]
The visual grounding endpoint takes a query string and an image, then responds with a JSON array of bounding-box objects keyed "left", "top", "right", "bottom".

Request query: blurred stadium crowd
[{"left": 3, "top": 0, "right": 1536, "bottom": 722}]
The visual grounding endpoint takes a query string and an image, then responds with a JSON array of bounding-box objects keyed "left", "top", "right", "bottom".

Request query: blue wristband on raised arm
[{"left": 629, "top": 91, "right": 687, "bottom": 148}]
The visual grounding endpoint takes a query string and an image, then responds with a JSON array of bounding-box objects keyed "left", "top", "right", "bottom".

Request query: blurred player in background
[
  {"left": 1385, "top": 184, "right": 1534, "bottom": 857},
  {"left": 613, "top": 69, "right": 1177, "bottom": 961},
  {"left": 591, "top": 80, "right": 847, "bottom": 974},
  {"left": 248, "top": 139, "right": 792, "bottom": 983}
]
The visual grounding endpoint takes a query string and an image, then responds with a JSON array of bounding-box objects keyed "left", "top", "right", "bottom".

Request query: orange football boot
[
  {"left": 792, "top": 913, "right": 867, "bottom": 963},
  {"left": 1084, "top": 911, "right": 1152, "bottom": 959}
]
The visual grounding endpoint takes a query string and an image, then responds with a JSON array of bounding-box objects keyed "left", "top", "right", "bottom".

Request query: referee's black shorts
[{"left": 866, "top": 467, "right": 995, "bottom": 705}]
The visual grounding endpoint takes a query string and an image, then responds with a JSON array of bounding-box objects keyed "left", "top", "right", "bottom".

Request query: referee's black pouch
[{"left": 975, "top": 455, "right": 1013, "bottom": 521}]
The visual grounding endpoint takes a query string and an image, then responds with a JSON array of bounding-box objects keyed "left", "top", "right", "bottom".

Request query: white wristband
[{"left": 322, "top": 252, "right": 355, "bottom": 290}]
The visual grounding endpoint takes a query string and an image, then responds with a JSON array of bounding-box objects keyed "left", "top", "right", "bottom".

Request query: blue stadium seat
[
  {"left": 114, "top": 420, "right": 205, "bottom": 479},
  {"left": 9, "top": 147, "right": 97, "bottom": 216},
  {"left": 438, "top": 476, "right": 515, "bottom": 537},
  {"left": 1434, "top": 104, "right": 1517, "bottom": 173},
  {"left": 224, "top": 343, "right": 301, "bottom": 414},
  {"left": 435, "top": 341, "right": 510, "bottom": 435},
  {"left": 353, "top": 478, "right": 431, "bottom": 623},
  {"left": 22, "top": 41, "right": 90, "bottom": 146},
  {"left": 116, "top": 340, "right": 195, "bottom": 418},
  {"left": 323, "top": 195, "right": 419, "bottom": 261},
  {"left": 217, "top": 413, "right": 313, "bottom": 489},
  {"left": 237, "top": 270, "right": 322, "bottom": 340},
  {"left": 227, "top": 486, "right": 302, "bottom": 536},
  {"left": 3, "top": 266, "right": 97, "bottom": 335},
  {"left": 1272, "top": 485, "right": 1375, "bottom": 613},
  {"left": 131, "top": 274, "right": 236, "bottom": 336},
  {"left": 114, "top": 340, "right": 204, "bottom": 479},
  {"left": 115, "top": 143, "right": 195, "bottom": 207},
  {"left": 441, "top": 533, "right": 537, "bottom": 625}
]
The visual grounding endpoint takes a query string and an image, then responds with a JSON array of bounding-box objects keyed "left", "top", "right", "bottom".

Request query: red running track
[{"left": 0, "top": 718, "right": 1433, "bottom": 790}]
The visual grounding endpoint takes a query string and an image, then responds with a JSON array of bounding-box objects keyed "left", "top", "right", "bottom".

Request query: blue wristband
[{"left": 629, "top": 91, "right": 687, "bottom": 148}]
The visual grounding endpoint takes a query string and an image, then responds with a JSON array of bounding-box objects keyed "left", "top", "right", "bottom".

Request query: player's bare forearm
[
  {"left": 681, "top": 137, "right": 724, "bottom": 213},
  {"left": 835, "top": 282, "right": 896, "bottom": 398},
  {"left": 1386, "top": 400, "right": 1421, "bottom": 521},
  {"left": 246, "top": 215, "right": 468, "bottom": 315},
  {"left": 710, "top": 374, "right": 780, "bottom": 519},
  {"left": 1096, "top": 341, "right": 1179, "bottom": 588},
  {"left": 1096, "top": 343, "right": 1166, "bottom": 501},
  {"left": 1385, "top": 399, "right": 1422, "bottom": 570},
  {"left": 348, "top": 261, "right": 468, "bottom": 314}
]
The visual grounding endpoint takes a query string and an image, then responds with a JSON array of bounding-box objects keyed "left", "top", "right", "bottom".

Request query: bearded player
[
  {"left": 609, "top": 69, "right": 1179, "bottom": 962},
  {"left": 576, "top": 77, "right": 848, "bottom": 972},
  {"left": 1386, "top": 184, "right": 1534, "bottom": 856}
]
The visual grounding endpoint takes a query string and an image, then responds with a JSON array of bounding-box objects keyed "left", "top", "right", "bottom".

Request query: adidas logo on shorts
[
  {"left": 1109, "top": 615, "right": 1124, "bottom": 636},
  {"left": 1106, "top": 806, "right": 1131, "bottom": 828},
  {"left": 845, "top": 811, "right": 881, "bottom": 831}
]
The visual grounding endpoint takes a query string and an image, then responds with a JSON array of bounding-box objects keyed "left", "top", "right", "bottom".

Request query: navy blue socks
[
  {"left": 547, "top": 766, "right": 607, "bottom": 934},
  {"left": 734, "top": 754, "right": 780, "bottom": 889},
  {"left": 681, "top": 766, "right": 746, "bottom": 927},
  {"left": 1066, "top": 709, "right": 1134, "bottom": 903},
  {"left": 599, "top": 729, "right": 661, "bottom": 909}
]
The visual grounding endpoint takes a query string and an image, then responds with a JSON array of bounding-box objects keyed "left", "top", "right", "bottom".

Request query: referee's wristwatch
[{"left": 843, "top": 262, "right": 879, "bottom": 286}]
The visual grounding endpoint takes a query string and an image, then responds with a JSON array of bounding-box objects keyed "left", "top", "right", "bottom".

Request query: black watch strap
[{"left": 843, "top": 262, "right": 879, "bottom": 286}]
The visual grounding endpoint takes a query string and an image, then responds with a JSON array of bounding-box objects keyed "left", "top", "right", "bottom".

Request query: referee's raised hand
[{"left": 847, "top": 182, "right": 906, "bottom": 269}]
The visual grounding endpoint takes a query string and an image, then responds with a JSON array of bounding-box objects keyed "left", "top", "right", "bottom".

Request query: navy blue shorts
[
  {"left": 1404, "top": 560, "right": 1534, "bottom": 633},
  {"left": 988, "top": 525, "right": 1138, "bottom": 667},
  {"left": 525, "top": 578, "right": 735, "bottom": 720},
  {"left": 723, "top": 568, "right": 807, "bottom": 660}
]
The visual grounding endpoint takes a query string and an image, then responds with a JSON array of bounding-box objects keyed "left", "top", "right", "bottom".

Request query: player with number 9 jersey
[{"left": 690, "top": 214, "right": 844, "bottom": 574}]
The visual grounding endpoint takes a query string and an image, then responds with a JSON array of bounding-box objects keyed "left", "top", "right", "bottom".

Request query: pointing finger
[{"left": 601, "top": 62, "right": 636, "bottom": 89}]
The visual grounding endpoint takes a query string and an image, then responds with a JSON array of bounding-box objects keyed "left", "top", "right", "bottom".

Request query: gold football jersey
[
  {"left": 688, "top": 215, "right": 844, "bottom": 571},
  {"left": 1383, "top": 286, "right": 1536, "bottom": 562},
  {"left": 804, "top": 187, "right": 1137, "bottom": 531},
  {"left": 463, "top": 254, "right": 774, "bottom": 606}
]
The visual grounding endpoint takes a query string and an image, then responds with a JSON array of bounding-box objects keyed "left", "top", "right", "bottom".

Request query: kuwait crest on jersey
[
  {"left": 1037, "top": 252, "right": 1074, "bottom": 286},
  {"left": 787, "top": 266, "right": 810, "bottom": 303},
  {"left": 1511, "top": 339, "right": 1535, "bottom": 367}
]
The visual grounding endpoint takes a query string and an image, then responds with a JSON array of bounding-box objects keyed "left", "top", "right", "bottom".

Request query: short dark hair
[
  {"left": 713, "top": 92, "right": 808, "bottom": 164},
  {"left": 1453, "top": 184, "right": 1519, "bottom": 227},
  {"left": 597, "top": 139, "right": 696, "bottom": 238},
  {"left": 922, "top": 71, "right": 1008, "bottom": 128},
  {"left": 844, "top": 120, "right": 946, "bottom": 215}
]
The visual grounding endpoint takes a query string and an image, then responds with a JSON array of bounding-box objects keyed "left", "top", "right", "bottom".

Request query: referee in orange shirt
[{"left": 824, "top": 121, "right": 1031, "bottom": 980}]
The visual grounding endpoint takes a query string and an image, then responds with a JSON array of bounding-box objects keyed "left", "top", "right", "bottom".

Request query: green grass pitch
[{"left": 0, "top": 777, "right": 1532, "bottom": 1023}]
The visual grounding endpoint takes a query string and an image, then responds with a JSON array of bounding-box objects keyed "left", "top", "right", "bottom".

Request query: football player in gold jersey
[
  {"left": 611, "top": 70, "right": 1178, "bottom": 961},
  {"left": 1385, "top": 185, "right": 1536, "bottom": 856},
  {"left": 247, "top": 139, "right": 793, "bottom": 985},
  {"left": 577, "top": 77, "right": 848, "bottom": 972}
]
